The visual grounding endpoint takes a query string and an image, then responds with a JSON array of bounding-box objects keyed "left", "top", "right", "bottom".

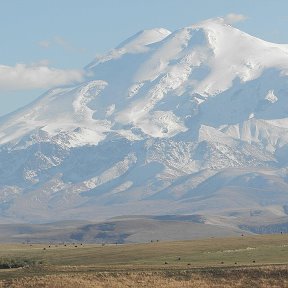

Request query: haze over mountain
[{"left": 1, "top": 18, "right": 288, "bottom": 230}]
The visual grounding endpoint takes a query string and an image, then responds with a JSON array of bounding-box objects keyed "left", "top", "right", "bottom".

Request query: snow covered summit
[{"left": 1, "top": 18, "right": 288, "bottom": 225}]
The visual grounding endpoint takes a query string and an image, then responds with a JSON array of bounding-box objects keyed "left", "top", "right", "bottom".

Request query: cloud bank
[
  {"left": 224, "top": 13, "right": 247, "bottom": 24},
  {"left": 0, "top": 63, "right": 84, "bottom": 91}
]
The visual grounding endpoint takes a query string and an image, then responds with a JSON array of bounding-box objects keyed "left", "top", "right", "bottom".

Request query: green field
[{"left": 0, "top": 234, "right": 288, "bottom": 287}]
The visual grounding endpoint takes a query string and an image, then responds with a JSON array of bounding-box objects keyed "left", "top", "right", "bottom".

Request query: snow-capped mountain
[{"left": 1, "top": 17, "right": 288, "bottom": 224}]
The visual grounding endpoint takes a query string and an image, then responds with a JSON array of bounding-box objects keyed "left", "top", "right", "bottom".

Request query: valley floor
[{"left": 0, "top": 235, "right": 287, "bottom": 287}]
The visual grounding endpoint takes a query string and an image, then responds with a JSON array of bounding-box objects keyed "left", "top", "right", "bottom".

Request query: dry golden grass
[{"left": 0, "top": 266, "right": 288, "bottom": 288}]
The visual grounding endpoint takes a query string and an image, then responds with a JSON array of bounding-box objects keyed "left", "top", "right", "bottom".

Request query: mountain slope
[{"left": 1, "top": 18, "right": 288, "bottom": 225}]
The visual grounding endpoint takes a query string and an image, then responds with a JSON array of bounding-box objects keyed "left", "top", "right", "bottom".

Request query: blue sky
[{"left": 1, "top": 0, "right": 288, "bottom": 116}]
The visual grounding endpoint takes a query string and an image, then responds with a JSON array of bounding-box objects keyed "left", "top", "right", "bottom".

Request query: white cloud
[
  {"left": 224, "top": 13, "right": 247, "bottom": 24},
  {"left": 54, "top": 36, "right": 72, "bottom": 50},
  {"left": 38, "top": 40, "right": 50, "bottom": 48},
  {"left": 0, "top": 63, "right": 84, "bottom": 91},
  {"left": 38, "top": 36, "right": 85, "bottom": 53}
]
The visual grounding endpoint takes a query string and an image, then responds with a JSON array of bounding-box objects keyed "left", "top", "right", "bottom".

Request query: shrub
[{"left": 0, "top": 258, "right": 41, "bottom": 269}]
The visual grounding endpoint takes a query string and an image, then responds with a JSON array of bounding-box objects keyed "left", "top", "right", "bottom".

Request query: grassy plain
[{"left": 0, "top": 234, "right": 287, "bottom": 287}]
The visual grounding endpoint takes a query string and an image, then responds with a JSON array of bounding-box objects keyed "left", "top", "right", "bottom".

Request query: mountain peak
[
  {"left": 193, "top": 16, "right": 227, "bottom": 26},
  {"left": 117, "top": 28, "right": 171, "bottom": 49},
  {"left": 2, "top": 19, "right": 288, "bottom": 223},
  {"left": 86, "top": 28, "right": 171, "bottom": 69},
  {"left": 2, "top": 19, "right": 288, "bottom": 146}
]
